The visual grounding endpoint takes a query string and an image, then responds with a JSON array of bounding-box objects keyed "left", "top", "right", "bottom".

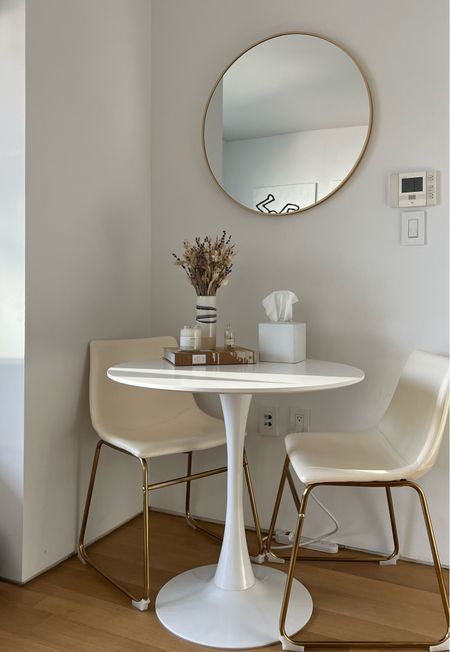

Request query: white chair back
[
  {"left": 89, "top": 337, "right": 197, "bottom": 438},
  {"left": 379, "top": 351, "right": 449, "bottom": 476}
]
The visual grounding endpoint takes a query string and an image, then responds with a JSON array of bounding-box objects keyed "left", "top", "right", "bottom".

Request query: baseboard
[
  {"left": 149, "top": 505, "right": 450, "bottom": 569},
  {"left": 2, "top": 509, "right": 144, "bottom": 586},
  {"left": 0, "top": 551, "right": 76, "bottom": 586},
  {"left": 4, "top": 504, "right": 446, "bottom": 585},
  {"left": 81, "top": 509, "right": 143, "bottom": 548}
]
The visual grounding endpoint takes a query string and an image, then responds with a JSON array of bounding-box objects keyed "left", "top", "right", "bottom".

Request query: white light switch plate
[{"left": 401, "top": 210, "right": 426, "bottom": 245}]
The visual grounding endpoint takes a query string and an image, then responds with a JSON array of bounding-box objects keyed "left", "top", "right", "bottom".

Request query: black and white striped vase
[{"left": 196, "top": 295, "right": 217, "bottom": 350}]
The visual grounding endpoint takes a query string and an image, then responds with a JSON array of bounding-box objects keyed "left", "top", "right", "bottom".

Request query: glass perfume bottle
[{"left": 224, "top": 322, "right": 235, "bottom": 349}]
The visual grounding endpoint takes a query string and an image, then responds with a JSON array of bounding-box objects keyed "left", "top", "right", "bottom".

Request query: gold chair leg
[
  {"left": 278, "top": 480, "right": 449, "bottom": 650},
  {"left": 408, "top": 481, "right": 449, "bottom": 650},
  {"left": 78, "top": 441, "right": 151, "bottom": 610},
  {"left": 290, "top": 483, "right": 400, "bottom": 564},
  {"left": 265, "top": 455, "right": 291, "bottom": 563},
  {"left": 266, "top": 457, "right": 401, "bottom": 564},
  {"left": 78, "top": 440, "right": 103, "bottom": 565},
  {"left": 379, "top": 486, "right": 400, "bottom": 565},
  {"left": 80, "top": 442, "right": 264, "bottom": 608},
  {"left": 286, "top": 467, "right": 301, "bottom": 511},
  {"left": 279, "top": 484, "right": 312, "bottom": 650},
  {"left": 184, "top": 451, "right": 222, "bottom": 543},
  {"left": 132, "top": 458, "right": 151, "bottom": 611},
  {"left": 243, "top": 449, "right": 265, "bottom": 561}
]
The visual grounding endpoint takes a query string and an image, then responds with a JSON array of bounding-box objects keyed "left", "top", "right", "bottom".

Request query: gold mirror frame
[{"left": 202, "top": 32, "right": 373, "bottom": 216}]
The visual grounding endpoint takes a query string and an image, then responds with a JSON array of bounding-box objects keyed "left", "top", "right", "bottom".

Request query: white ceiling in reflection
[{"left": 222, "top": 34, "right": 370, "bottom": 141}]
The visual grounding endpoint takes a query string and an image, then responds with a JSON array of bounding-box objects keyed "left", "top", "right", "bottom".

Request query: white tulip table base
[{"left": 155, "top": 563, "right": 313, "bottom": 649}]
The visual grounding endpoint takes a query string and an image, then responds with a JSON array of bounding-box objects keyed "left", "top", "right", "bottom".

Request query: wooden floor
[{"left": 0, "top": 511, "right": 447, "bottom": 651}]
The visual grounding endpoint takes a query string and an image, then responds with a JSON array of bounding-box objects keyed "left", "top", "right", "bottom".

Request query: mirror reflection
[{"left": 203, "top": 34, "right": 372, "bottom": 215}]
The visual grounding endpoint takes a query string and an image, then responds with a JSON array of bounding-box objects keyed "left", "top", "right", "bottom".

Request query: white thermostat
[{"left": 389, "top": 170, "right": 438, "bottom": 207}]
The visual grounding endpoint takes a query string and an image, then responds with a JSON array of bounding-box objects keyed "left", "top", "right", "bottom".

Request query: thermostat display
[
  {"left": 401, "top": 176, "right": 423, "bottom": 193},
  {"left": 389, "top": 170, "right": 438, "bottom": 207}
]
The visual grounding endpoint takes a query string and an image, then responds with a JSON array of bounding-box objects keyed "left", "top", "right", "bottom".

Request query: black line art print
[{"left": 255, "top": 193, "right": 300, "bottom": 214}]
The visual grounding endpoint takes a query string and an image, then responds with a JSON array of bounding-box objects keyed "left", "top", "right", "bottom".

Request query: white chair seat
[
  {"left": 98, "top": 406, "right": 226, "bottom": 458},
  {"left": 285, "top": 428, "right": 416, "bottom": 485}
]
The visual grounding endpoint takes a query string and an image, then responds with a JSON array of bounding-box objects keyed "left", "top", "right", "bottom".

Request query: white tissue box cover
[{"left": 258, "top": 322, "right": 306, "bottom": 363}]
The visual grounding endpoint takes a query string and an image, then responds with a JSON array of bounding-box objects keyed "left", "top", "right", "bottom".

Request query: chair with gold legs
[
  {"left": 265, "top": 351, "right": 449, "bottom": 651},
  {"left": 78, "top": 336, "right": 264, "bottom": 610}
]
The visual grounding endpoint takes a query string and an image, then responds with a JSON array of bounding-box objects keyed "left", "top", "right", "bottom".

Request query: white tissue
[{"left": 262, "top": 290, "right": 298, "bottom": 323}]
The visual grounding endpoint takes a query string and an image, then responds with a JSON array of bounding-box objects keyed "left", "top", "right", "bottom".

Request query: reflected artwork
[{"left": 254, "top": 183, "right": 317, "bottom": 214}]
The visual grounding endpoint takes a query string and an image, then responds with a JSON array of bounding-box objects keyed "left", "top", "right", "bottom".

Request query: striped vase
[{"left": 196, "top": 295, "right": 217, "bottom": 350}]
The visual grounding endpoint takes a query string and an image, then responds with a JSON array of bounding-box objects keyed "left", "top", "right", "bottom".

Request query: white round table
[{"left": 108, "top": 359, "right": 364, "bottom": 649}]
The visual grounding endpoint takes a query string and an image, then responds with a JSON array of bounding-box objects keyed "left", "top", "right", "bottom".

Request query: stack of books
[{"left": 163, "top": 346, "right": 258, "bottom": 366}]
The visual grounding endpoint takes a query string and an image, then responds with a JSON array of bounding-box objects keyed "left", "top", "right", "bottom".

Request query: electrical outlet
[
  {"left": 258, "top": 406, "right": 279, "bottom": 436},
  {"left": 295, "top": 413, "right": 305, "bottom": 432},
  {"left": 290, "top": 407, "right": 310, "bottom": 433}
]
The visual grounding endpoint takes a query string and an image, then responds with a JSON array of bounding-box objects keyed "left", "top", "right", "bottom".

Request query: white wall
[
  {"left": 224, "top": 126, "right": 367, "bottom": 206},
  {"left": 0, "top": 0, "right": 25, "bottom": 581},
  {"left": 22, "top": 0, "right": 151, "bottom": 581},
  {"left": 150, "top": 0, "right": 449, "bottom": 564}
]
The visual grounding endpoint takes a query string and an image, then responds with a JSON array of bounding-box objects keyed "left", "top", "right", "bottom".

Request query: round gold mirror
[{"left": 203, "top": 33, "right": 372, "bottom": 215}]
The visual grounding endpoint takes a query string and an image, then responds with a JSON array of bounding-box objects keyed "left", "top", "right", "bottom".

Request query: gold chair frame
[
  {"left": 266, "top": 456, "right": 449, "bottom": 651},
  {"left": 78, "top": 439, "right": 264, "bottom": 609}
]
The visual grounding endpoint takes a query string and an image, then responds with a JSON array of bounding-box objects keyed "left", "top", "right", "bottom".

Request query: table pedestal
[
  {"left": 155, "top": 393, "right": 313, "bottom": 648},
  {"left": 155, "top": 563, "right": 312, "bottom": 649}
]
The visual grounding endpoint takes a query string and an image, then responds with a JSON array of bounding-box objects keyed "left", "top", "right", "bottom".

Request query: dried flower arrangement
[{"left": 172, "top": 231, "right": 236, "bottom": 296}]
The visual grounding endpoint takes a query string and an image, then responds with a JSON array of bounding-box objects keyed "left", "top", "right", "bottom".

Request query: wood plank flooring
[{"left": 0, "top": 511, "right": 447, "bottom": 651}]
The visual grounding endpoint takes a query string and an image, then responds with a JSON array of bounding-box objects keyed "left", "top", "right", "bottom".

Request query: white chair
[
  {"left": 265, "top": 351, "right": 449, "bottom": 651},
  {"left": 78, "top": 336, "right": 263, "bottom": 610}
]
